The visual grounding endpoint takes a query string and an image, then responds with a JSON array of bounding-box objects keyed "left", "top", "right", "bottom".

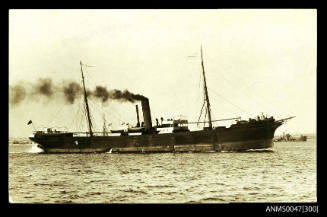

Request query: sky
[{"left": 9, "top": 9, "right": 317, "bottom": 138}]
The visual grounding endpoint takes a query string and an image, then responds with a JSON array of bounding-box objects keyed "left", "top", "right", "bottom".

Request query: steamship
[{"left": 29, "top": 48, "right": 293, "bottom": 153}]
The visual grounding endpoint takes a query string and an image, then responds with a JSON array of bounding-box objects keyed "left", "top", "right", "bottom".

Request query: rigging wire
[
  {"left": 192, "top": 50, "right": 249, "bottom": 122},
  {"left": 208, "top": 71, "right": 271, "bottom": 114},
  {"left": 79, "top": 63, "right": 130, "bottom": 131},
  {"left": 72, "top": 79, "right": 85, "bottom": 132},
  {"left": 82, "top": 63, "right": 112, "bottom": 132},
  {"left": 211, "top": 71, "right": 276, "bottom": 116},
  {"left": 204, "top": 54, "right": 279, "bottom": 116},
  {"left": 72, "top": 98, "right": 81, "bottom": 132},
  {"left": 197, "top": 100, "right": 206, "bottom": 127},
  {"left": 45, "top": 101, "right": 65, "bottom": 128},
  {"left": 203, "top": 106, "right": 208, "bottom": 127},
  {"left": 209, "top": 93, "right": 247, "bottom": 118},
  {"left": 76, "top": 97, "right": 86, "bottom": 132},
  {"left": 208, "top": 86, "right": 252, "bottom": 116},
  {"left": 208, "top": 89, "right": 242, "bottom": 119}
]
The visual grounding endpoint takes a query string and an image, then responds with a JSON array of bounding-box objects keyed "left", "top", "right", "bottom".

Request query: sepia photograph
[{"left": 9, "top": 9, "right": 317, "bottom": 206}]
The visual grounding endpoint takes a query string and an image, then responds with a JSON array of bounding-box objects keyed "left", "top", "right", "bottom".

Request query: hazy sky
[{"left": 9, "top": 9, "right": 317, "bottom": 137}]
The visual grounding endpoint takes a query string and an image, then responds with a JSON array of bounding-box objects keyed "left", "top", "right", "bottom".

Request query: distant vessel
[
  {"left": 274, "top": 133, "right": 307, "bottom": 142},
  {"left": 29, "top": 47, "right": 293, "bottom": 153}
]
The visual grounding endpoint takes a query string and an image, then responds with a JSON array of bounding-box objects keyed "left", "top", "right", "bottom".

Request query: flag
[{"left": 27, "top": 120, "right": 32, "bottom": 125}]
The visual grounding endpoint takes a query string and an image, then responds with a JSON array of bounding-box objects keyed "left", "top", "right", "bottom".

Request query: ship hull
[
  {"left": 29, "top": 121, "right": 281, "bottom": 154},
  {"left": 37, "top": 139, "right": 272, "bottom": 154}
]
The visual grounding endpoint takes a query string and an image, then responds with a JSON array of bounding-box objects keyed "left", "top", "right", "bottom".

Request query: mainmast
[
  {"left": 80, "top": 61, "right": 93, "bottom": 137},
  {"left": 200, "top": 46, "right": 213, "bottom": 129}
]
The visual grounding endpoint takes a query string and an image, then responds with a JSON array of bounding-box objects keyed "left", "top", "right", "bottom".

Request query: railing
[
  {"left": 72, "top": 132, "right": 120, "bottom": 137},
  {"left": 188, "top": 117, "right": 241, "bottom": 124},
  {"left": 33, "top": 130, "right": 69, "bottom": 134}
]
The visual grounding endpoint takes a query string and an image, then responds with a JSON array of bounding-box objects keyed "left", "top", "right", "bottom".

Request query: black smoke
[
  {"left": 92, "top": 86, "right": 109, "bottom": 103},
  {"left": 9, "top": 85, "right": 26, "bottom": 105},
  {"left": 35, "top": 78, "right": 54, "bottom": 97},
  {"left": 9, "top": 78, "right": 146, "bottom": 106},
  {"left": 63, "top": 82, "right": 82, "bottom": 104},
  {"left": 109, "top": 89, "right": 146, "bottom": 103}
]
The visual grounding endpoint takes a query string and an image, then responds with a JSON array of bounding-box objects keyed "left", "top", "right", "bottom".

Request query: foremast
[
  {"left": 200, "top": 46, "right": 213, "bottom": 129},
  {"left": 80, "top": 61, "right": 93, "bottom": 137}
]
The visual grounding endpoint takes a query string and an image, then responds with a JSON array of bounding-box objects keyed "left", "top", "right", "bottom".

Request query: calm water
[{"left": 9, "top": 139, "right": 316, "bottom": 203}]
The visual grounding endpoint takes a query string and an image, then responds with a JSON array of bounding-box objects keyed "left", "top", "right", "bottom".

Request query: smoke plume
[
  {"left": 109, "top": 89, "right": 146, "bottom": 103},
  {"left": 9, "top": 77, "right": 146, "bottom": 106},
  {"left": 9, "top": 85, "right": 26, "bottom": 105},
  {"left": 93, "top": 86, "right": 109, "bottom": 103},
  {"left": 35, "top": 78, "right": 54, "bottom": 97},
  {"left": 63, "top": 82, "right": 82, "bottom": 104}
]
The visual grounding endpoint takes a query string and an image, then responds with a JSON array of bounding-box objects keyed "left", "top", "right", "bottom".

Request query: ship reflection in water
[{"left": 9, "top": 138, "right": 316, "bottom": 203}]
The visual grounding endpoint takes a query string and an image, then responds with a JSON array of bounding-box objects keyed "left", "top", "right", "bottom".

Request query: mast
[
  {"left": 80, "top": 61, "right": 93, "bottom": 137},
  {"left": 102, "top": 114, "right": 107, "bottom": 136},
  {"left": 200, "top": 46, "right": 213, "bottom": 129}
]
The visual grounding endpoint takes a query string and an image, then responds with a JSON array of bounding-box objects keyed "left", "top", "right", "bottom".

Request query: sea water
[{"left": 8, "top": 138, "right": 317, "bottom": 203}]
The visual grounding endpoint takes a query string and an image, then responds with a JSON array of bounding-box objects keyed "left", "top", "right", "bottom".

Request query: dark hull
[{"left": 29, "top": 120, "right": 282, "bottom": 153}]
